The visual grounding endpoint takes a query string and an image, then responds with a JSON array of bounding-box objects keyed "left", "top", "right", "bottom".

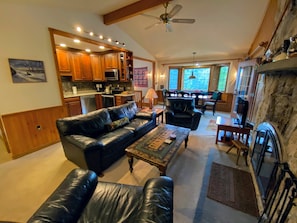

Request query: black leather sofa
[
  {"left": 56, "top": 101, "right": 156, "bottom": 176},
  {"left": 165, "top": 97, "right": 202, "bottom": 130},
  {"left": 28, "top": 168, "right": 173, "bottom": 223}
]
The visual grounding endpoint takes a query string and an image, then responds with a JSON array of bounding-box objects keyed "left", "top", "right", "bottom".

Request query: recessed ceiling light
[
  {"left": 60, "top": 43, "right": 66, "bottom": 47},
  {"left": 99, "top": 46, "right": 105, "bottom": 49},
  {"left": 85, "top": 49, "right": 91, "bottom": 52},
  {"left": 76, "top": 27, "right": 82, "bottom": 32},
  {"left": 73, "top": 39, "right": 80, "bottom": 43}
]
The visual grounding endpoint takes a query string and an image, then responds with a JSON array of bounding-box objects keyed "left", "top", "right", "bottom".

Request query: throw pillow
[
  {"left": 211, "top": 91, "right": 221, "bottom": 100},
  {"left": 106, "top": 117, "right": 130, "bottom": 132}
]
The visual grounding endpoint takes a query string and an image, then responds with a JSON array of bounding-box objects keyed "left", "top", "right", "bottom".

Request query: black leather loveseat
[
  {"left": 28, "top": 168, "right": 174, "bottom": 223},
  {"left": 165, "top": 97, "right": 202, "bottom": 130},
  {"left": 56, "top": 101, "right": 156, "bottom": 176}
]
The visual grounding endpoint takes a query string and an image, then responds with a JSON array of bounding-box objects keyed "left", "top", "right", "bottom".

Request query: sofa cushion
[
  {"left": 57, "top": 109, "right": 112, "bottom": 138},
  {"left": 106, "top": 117, "right": 130, "bottom": 132},
  {"left": 108, "top": 102, "right": 138, "bottom": 121}
]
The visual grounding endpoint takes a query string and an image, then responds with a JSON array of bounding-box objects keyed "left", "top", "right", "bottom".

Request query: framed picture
[{"left": 8, "top": 58, "right": 47, "bottom": 83}]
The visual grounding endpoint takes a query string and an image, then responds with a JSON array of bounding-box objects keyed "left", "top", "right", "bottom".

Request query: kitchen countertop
[{"left": 63, "top": 90, "right": 135, "bottom": 98}]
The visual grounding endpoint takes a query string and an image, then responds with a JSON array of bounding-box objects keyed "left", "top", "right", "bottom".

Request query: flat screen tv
[{"left": 236, "top": 96, "right": 249, "bottom": 127}]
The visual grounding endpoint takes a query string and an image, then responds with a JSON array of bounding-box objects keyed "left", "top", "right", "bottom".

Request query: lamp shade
[
  {"left": 145, "top": 88, "right": 158, "bottom": 99},
  {"left": 145, "top": 88, "right": 158, "bottom": 109}
]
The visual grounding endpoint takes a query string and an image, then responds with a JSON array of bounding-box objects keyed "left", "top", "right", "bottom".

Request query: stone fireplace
[{"left": 249, "top": 57, "right": 297, "bottom": 221}]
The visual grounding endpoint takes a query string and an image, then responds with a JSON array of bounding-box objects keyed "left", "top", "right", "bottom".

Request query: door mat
[{"left": 207, "top": 162, "right": 258, "bottom": 217}]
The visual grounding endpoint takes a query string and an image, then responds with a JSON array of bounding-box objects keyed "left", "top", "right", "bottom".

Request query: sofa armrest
[
  {"left": 66, "top": 135, "right": 102, "bottom": 151},
  {"left": 136, "top": 176, "right": 174, "bottom": 223},
  {"left": 28, "top": 168, "right": 98, "bottom": 223},
  {"left": 136, "top": 111, "right": 157, "bottom": 120}
]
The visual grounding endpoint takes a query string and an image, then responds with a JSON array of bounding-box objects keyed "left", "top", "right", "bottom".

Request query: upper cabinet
[
  {"left": 103, "top": 52, "right": 119, "bottom": 69},
  {"left": 51, "top": 28, "right": 134, "bottom": 83},
  {"left": 71, "top": 52, "right": 93, "bottom": 81},
  {"left": 90, "top": 54, "right": 105, "bottom": 81},
  {"left": 56, "top": 48, "right": 72, "bottom": 76}
]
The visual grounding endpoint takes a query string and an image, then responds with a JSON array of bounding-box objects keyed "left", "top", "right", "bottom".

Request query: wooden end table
[
  {"left": 125, "top": 124, "right": 190, "bottom": 176},
  {"left": 141, "top": 107, "right": 164, "bottom": 124}
]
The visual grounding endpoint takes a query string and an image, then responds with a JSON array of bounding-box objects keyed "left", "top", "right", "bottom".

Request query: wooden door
[{"left": 232, "top": 59, "right": 259, "bottom": 122}]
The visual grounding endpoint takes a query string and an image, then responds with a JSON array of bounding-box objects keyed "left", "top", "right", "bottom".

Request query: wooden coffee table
[{"left": 125, "top": 124, "right": 191, "bottom": 176}]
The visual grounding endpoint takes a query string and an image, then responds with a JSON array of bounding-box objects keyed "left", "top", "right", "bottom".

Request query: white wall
[{"left": 0, "top": 2, "right": 154, "bottom": 115}]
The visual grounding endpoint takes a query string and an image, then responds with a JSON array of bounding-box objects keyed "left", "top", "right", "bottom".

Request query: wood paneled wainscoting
[{"left": 1, "top": 106, "right": 67, "bottom": 158}]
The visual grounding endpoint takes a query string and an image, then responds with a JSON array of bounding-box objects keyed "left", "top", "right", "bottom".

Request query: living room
[{"left": 1, "top": 0, "right": 297, "bottom": 222}]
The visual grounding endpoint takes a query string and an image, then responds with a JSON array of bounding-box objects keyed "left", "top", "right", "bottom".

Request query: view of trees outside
[
  {"left": 217, "top": 66, "right": 229, "bottom": 91},
  {"left": 168, "top": 68, "right": 178, "bottom": 90},
  {"left": 183, "top": 68, "right": 210, "bottom": 91},
  {"left": 168, "top": 65, "right": 229, "bottom": 92}
]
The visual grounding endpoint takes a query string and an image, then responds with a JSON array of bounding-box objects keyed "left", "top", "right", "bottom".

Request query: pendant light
[{"left": 189, "top": 52, "right": 196, "bottom": 79}]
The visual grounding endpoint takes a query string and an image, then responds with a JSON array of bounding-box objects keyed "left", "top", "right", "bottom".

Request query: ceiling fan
[{"left": 143, "top": 2, "right": 195, "bottom": 32}]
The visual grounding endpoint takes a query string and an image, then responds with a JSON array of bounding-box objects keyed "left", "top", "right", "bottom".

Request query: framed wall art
[{"left": 8, "top": 58, "right": 47, "bottom": 83}]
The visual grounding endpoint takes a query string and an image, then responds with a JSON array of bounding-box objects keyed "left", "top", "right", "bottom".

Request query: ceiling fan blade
[
  {"left": 171, "top": 18, "right": 196, "bottom": 24},
  {"left": 165, "top": 23, "right": 172, "bottom": 32},
  {"left": 141, "top": 14, "right": 160, "bottom": 21},
  {"left": 145, "top": 21, "right": 162, "bottom": 30},
  {"left": 168, "top": 4, "right": 182, "bottom": 18}
]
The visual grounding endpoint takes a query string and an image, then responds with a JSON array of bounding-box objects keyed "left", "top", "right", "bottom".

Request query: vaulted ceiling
[{"left": 7, "top": 0, "right": 270, "bottom": 62}]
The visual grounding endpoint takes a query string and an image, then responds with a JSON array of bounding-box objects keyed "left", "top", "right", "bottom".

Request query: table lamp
[{"left": 145, "top": 88, "right": 158, "bottom": 109}]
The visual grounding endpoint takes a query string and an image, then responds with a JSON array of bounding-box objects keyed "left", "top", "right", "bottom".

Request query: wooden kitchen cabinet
[
  {"left": 95, "top": 94, "right": 102, "bottom": 109},
  {"left": 71, "top": 52, "right": 93, "bottom": 81},
  {"left": 115, "top": 95, "right": 134, "bottom": 106},
  {"left": 103, "top": 52, "right": 119, "bottom": 69},
  {"left": 56, "top": 48, "right": 72, "bottom": 76},
  {"left": 64, "top": 97, "right": 82, "bottom": 116},
  {"left": 90, "top": 54, "right": 105, "bottom": 81}
]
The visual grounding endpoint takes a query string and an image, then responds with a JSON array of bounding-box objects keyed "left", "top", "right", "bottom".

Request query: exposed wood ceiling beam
[{"left": 103, "top": 0, "right": 170, "bottom": 25}]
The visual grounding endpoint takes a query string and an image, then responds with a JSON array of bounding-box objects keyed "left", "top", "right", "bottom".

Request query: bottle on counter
[{"left": 72, "top": 86, "right": 77, "bottom": 95}]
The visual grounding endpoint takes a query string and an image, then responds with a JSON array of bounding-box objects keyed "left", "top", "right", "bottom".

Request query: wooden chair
[
  {"left": 226, "top": 127, "right": 251, "bottom": 166},
  {"left": 201, "top": 91, "right": 222, "bottom": 115}
]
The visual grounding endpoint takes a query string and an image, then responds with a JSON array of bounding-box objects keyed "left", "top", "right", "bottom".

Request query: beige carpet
[{"left": 0, "top": 111, "right": 254, "bottom": 223}]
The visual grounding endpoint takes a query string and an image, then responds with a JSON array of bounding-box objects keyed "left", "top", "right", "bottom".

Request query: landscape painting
[{"left": 8, "top": 58, "right": 47, "bottom": 83}]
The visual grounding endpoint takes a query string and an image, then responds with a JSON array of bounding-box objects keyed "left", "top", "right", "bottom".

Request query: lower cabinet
[
  {"left": 115, "top": 95, "right": 134, "bottom": 106},
  {"left": 95, "top": 94, "right": 102, "bottom": 109},
  {"left": 64, "top": 97, "right": 82, "bottom": 116}
]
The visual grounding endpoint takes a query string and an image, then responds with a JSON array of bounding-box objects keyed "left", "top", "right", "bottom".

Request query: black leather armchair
[
  {"left": 28, "top": 168, "right": 174, "bottom": 223},
  {"left": 165, "top": 97, "right": 202, "bottom": 130}
]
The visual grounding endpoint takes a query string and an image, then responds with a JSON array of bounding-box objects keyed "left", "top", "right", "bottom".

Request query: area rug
[
  {"left": 206, "top": 119, "right": 217, "bottom": 131},
  {"left": 207, "top": 162, "right": 258, "bottom": 217}
]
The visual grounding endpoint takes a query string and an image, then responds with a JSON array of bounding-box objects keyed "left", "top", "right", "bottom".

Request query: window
[
  {"left": 168, "top": 68, "right": 179, "bottom": 91},
  {"left": 183, "top": 68, "right": 210, "bottom": 91},
  {"left": 217, "top": 66, "right": 229, "bottom": 91},
  {"left": 168, "top": 64, "right": 229, "bottom": 92}
]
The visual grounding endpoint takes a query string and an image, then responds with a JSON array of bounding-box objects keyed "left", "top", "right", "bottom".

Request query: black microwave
[{"left": 104, "top": 69, "right": 119, "bottom": 81}]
